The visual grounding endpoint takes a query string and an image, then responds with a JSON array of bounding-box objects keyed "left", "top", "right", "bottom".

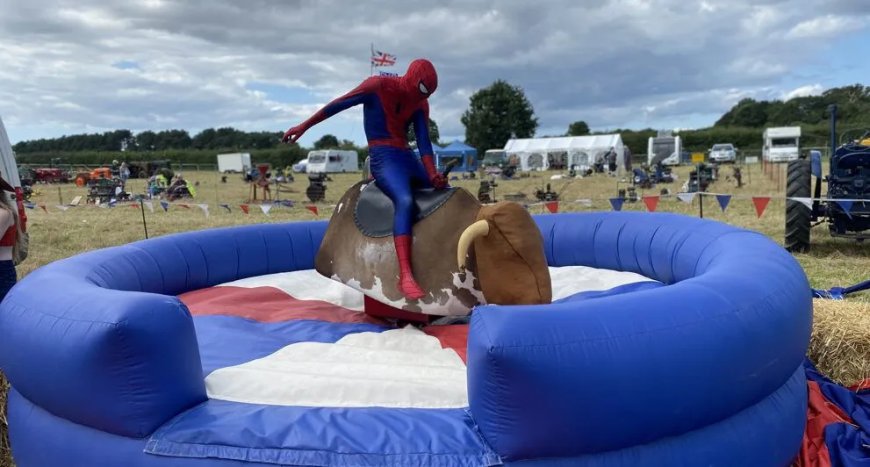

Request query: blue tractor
[{"left": 785, "top": 104, "right": 870, "bottom": 252}]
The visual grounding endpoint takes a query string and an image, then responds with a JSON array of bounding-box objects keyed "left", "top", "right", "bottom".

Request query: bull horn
[{"left": 457, "top": 220, "right": 490, "bottom": 270}]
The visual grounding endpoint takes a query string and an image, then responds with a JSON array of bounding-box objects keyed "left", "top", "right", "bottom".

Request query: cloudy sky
[{"left": 1, "top": 0, "right": 869, "bottom": 147}]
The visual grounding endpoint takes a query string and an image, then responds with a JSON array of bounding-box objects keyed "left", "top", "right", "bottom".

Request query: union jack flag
[{"left": 371, "top": 50, "right": 397, "bottom": 67}]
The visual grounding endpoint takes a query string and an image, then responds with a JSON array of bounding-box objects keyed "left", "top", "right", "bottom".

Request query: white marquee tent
[{"left": 502, "top": 134, "right": 626, "bottom": 173}]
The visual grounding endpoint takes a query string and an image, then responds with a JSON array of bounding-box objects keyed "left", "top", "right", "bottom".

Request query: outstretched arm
[
  {"left": 414, "top": 104, "right": 447, "bottom": 189},
  {"left": 282, "top": 77, "right": 378, "bottom": 143}
]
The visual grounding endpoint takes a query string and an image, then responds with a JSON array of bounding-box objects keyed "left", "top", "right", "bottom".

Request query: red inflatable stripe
[{"left": 179, "top": 286, "right": 379, "bottom": 325}]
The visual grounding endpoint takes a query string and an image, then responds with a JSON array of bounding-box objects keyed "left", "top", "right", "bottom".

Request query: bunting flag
[
  {"left": 642, "top": 195, "right": 659, "bottom": 212},
  {"left": 198, "top": 204, "right": 210, "bottom": 218},
  {"left": 240, "top": 204, "right": 249, "bottom": 214},
  {"left": 130, "top": 203, "right": 140, "bottom": 209},
  {"left": 280, "top": 200, "right": 295, "bottom": 208},
  {"left": 677, "top": 192, "right": 696, "bottom": 204},
  {"left": 24, "top": 201, "right": 35, "bottom": 210},
  {"left": 144, "top": 201, "right": 154, "bottom": 213},
  {"left": 160, "top": 200, "right": 169, "bottom": 212},
  {"left": 791, "top": 197, "right": 813, "bottom": 210},
  {"left": 752, "top": 197, "right": 771, "bottom": 218},
  {"left": 39, "top": 203, "right": 47, "bottom": 213},
  {"left": 178, "top": 203, "right": 190, "bottom": 209},
  {"left": 220, "top": 203, "right": 231, "bottom": 213},
  {"left": 609, "top": 197, "right": 624, "bottom": 212},
  {"left": 836, "top": 200, "right": 853, "bottom": 219},
  {"left": 306, "top": 205, "right": 319, "bottom": 216},
  {"left": 545, "top": 201, "right": 559, "bottom": 213},
  {"left": 55, "top": 205, "right": 69, "bottom": 211},
  {"left": 259, "top": 204, "right": 273, "bottom": 216},
  {"left": 716, "top": 194, "right": 732, "bottom": 212}
]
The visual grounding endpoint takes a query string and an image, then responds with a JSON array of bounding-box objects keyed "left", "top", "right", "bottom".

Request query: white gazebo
[{"left": 502, "top": 134, "right": 626, "bottom": 173}]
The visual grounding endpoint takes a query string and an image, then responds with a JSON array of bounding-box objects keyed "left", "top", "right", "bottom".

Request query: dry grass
[
  {"left": 1, "top": 373, "right": 8, "bottom": 467},
  {"left": 1, "top": 162, "right": 868, "bottom": 465},
  {"left": 809, "top": 298, "right": 870, "bottom": 387}
]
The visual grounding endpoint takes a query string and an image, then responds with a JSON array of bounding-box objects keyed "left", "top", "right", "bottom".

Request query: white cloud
[
  {"left": 786, "top": 14, "right": 864, "bottom": 38},
  {"left": 782, "top": 84, "right": 824, "bottom": 100}
]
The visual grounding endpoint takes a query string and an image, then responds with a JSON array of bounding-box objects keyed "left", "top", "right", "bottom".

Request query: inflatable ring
[{"left": 0, "top": 212, "right": 812, "bottom": 466}]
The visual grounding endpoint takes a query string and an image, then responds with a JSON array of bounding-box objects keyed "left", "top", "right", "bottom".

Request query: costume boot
[{"left": 394, "top": 235, "right": 426, "bottom": 300}]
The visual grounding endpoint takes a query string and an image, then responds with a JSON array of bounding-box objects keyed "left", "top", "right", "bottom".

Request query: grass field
[{"left": 1, "top": 161, "right": 869, "bottom": 466}]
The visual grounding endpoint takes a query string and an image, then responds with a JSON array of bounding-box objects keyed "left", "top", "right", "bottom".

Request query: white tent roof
[
  {"left": 503, "top": 134, "right": 622, "bottom": 153},
  {"left": 502, "top": 134, "right": 625, "bottom": 172}
]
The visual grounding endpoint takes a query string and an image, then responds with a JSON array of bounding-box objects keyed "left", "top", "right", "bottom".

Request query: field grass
[{"left": 1, "top": 161, "right": 869, "bottom": 466}]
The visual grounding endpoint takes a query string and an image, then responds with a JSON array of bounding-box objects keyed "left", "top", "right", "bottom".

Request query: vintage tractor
[{"left": 785, "top": 104, "right": 870, "bottom": 252}]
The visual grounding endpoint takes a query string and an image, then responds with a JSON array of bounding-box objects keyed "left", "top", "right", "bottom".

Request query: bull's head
[
  {"left": 456, "top": 202, "right": 551, "bottom": 305},
  {"left": 315, "top": 182, "right": 551, "bottom": 317}
]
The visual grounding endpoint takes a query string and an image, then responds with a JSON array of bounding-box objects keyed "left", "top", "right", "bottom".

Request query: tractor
[{"left": 785, "top": 104, "right": 870, "bottom": 252}]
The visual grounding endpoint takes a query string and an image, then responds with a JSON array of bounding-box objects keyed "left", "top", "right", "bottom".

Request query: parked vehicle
[
  {"left": 785, "top": 105, "right": 869, "bottom": 252},
  {"left": 305, "top": 150, "right": 359, "bottom": 173},
  {"left": 709, "top": 143, "right": 737, "bottom": 163},
  {"left": 217, "top": 153, "right": 252, "bottom": 173},
  {"left": 647, "top": 131, "right": 682, "bottom": 166},
  {"left": 763, "top": 127, "right": 801, "bottom": 163}
]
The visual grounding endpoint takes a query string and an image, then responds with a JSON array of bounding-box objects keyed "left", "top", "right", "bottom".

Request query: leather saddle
[{"left": 354, "top": 182, "right": 458, "bottom": 238}]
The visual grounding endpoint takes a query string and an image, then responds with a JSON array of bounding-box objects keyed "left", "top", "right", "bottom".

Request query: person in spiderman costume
[{"left": 282, "top": 59, "right": 446, "bottom": 300}]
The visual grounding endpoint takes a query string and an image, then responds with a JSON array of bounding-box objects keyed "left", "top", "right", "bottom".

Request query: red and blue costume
[{"left": 283, "top": 59, "right": 446, "bottom": 301}]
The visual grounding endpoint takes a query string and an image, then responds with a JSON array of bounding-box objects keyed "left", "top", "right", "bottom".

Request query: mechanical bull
[{"left": 315, "top": 181, "right": 552, "bottom": 317}]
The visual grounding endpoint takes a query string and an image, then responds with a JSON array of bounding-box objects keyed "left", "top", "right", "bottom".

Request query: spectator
[{"left": 0, "top": 172, "right": 23, "bottom": 301}]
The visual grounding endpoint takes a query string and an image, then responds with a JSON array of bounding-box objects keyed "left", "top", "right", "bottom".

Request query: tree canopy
[
  {"left": 567, "top": 121, "right": 590, "bottom": 136},
  {"left": 460, "top": 79, "right": 538, "bottom": 153},
  {"left": 406, "top": 117, "right": 440, "bottom": 146}
]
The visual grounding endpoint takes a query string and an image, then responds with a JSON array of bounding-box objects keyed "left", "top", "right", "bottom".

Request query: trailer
[
  {"left": 305, "top": 150, "right": 359, "bottom": 173},
  {"left": 763, "top": 127, "right": 801, "bottom": 163},
  {"left": 217, "top": 153, "right": 252, "bottom": 173},
  {"left": 647, "top": 132, "right": 682, "bottom": 166}
]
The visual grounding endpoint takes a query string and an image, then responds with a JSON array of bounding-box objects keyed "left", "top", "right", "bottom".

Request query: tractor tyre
[{"left": 785, "top": 159, "right": 812, "bottom": 252}]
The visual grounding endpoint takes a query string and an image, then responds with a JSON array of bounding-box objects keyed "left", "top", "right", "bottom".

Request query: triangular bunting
[
  {"left": 130, "top": 203, "right": 140, "bottom": 209},
  {"left": 545, "top": 201, "right": 559, "bottom": 213},
  {"left": 677, "top": 192, "right": 696, "bottom": 204},
  {"left": 305, "top": 205, "right": 319, "bottom": 216},
  {"left": 178, "top": 203, "right": 190, "bottom": 209},
  {"left": 198, "top": 204, "right": 209, "bottom": 218},
  {"left": 259, "top": 203, "right": 273, "bottom": 215},
  {"left": 160, "top": 200, "right": 169, "bottom": 212},
  {"left": 836, "top": 200, "right": 853, "bottom": 218},
  {"left": 24, "top": 201, "right": 35, "bottom": 210},
  {"left": 144, "top": 201, "right": 154, "bottom": 213},
  {"left": 280, "top": 200, "right": 294, "bottom": 208},
  {"left": 220, "top": 203, "right": 231, "bottom": 213},
  {"left": 240, "top": 204, "right": 249, "bottom": 214},
  {"left": 716, "top": 194, "right": 731, "bottom": 212},
  {"left": 642, "top": 195, "right": 659, "bottom": 212},
  {"left": 752, "top": 197, "right": 771, "bottom": 218},
  {"left": 609, "top": 197, "right": 624, "bottom": 212},
  {"left": 790, "top": 197, "right": 813, "bottom": 210},
  {"left": 55, "top": 205, "right": 69, "bottom": 211},
  {"left": 39, "top": 203, "right": 47, "bottom": 212}
]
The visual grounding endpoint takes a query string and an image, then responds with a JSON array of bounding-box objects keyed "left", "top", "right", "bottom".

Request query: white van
[{"left": 305, "top": 150, "right": 359, "bottom": 173}]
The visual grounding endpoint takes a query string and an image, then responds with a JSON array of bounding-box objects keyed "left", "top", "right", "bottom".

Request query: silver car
[{"left": 709, "top": 143, "right": 737, "bottom": 163}]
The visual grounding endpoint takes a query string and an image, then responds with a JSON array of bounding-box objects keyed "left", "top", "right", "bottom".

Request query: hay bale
[{"left": 808, "top": 298, "right": 870, "bottom": 387}]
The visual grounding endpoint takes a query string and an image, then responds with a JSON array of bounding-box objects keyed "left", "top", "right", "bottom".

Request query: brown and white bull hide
[{"left": 315, "top": 181, "right": 485, "bottom": 316}]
